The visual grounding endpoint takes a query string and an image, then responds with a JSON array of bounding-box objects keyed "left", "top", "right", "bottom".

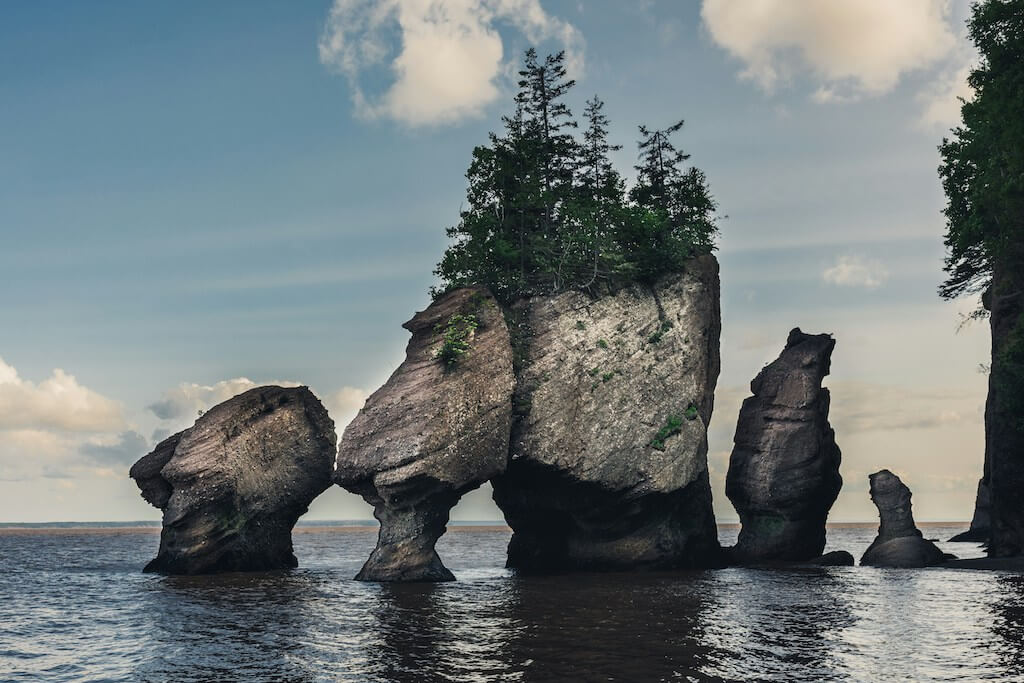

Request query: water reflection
[
  {"left": 994, "top": 574, "right": 1024, "bottom": 676},
  {"left": 135, "top": 572, "right": 317, "bottom": 682}
]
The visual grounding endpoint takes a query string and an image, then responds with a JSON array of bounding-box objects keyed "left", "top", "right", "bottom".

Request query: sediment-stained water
[{"left": 1, "top": 524, "right": 1020, "bottom": 682}]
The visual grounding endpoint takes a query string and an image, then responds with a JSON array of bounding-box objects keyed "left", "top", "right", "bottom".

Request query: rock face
[
  {"left": 860, "top": 470, "right": 948, "bottom": 568},
  {"left": 129, "top": 386, "right": 336, "bottom": 574},
  {"left": 982, "top": 275, "right": 1024, "bottom": 557},
  {"left": 335, "top": 287, "right": 514, "bottom": 581},
  {"left": 492, "top": 254, "right": 722, "bottom": 572},
  {"left": 725, "top": 328, "right": 841, "bottom": 563},
  {"left": 949, "top": 477, "right": 991, "bottom": 542}
]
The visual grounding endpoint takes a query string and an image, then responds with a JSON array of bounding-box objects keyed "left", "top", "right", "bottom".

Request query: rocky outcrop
[
  {"left": 492, "top": 254, "right": 722, "bottom": 572},
  {"left": 981, "top": 274, "right": 1024, "bottom": 557},
  {"left": 335, "top": 287, "right": 514, "bottom": 581},
  {"left": 860, "top": 470, "right": 949, "bottom": 568},
  {"left": 129, "top": 386, "right": 336, "bottom": 574},
  {"left": 725, "top": 328, "right": 842, "bottom": 563},
  {"left": 810, "top": 550, "right": 855, "bottom": 567},
  {"left": 949, "top": 477, "right": 991, "bottom": 542}
]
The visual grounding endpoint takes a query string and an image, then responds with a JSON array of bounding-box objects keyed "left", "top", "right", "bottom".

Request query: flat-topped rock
[{"left": 493, "top": 255, "right": 723, "bottom": 572}]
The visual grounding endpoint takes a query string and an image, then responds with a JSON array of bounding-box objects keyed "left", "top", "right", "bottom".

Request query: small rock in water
[{"left": 861, "top": 469, "right": 951, "bottom": 568}]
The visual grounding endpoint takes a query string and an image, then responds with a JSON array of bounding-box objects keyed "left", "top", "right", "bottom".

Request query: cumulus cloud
[
  {"left": 80, "top": 431, "right": 149, "bottom": 465},
  {"left": 318, "top": 0, "right": 583, "bottom": 126},
  {"left": 324, "top": 386, "right": 369, "bottom": 431},
  {"left": 0, "top": 356, "right": 125, "bottom": 433},
  {"left": 147, "top": 378, "right": 301, "bottom": 421},
  {"left": 918, "top": 57, "right": 975, "bottom": 129},
  {"left": 823, "top": 255, "right": 889, "bottom": 289},
  {"left": 701, "top": 0, "right": 957, "bottom": 100}
]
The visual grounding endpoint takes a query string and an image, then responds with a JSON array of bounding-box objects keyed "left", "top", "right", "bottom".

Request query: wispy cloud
[
  {"left": 318, "top": 0, "right": 584, "bottom": 126},
  {"left": 0, "top": 357, "right": 125, "bottom": 433},
  {"left": 822, "top": 255, "right": 889, "bottom": 289}
]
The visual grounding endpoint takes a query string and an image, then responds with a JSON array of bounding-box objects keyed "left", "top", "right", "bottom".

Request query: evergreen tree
[{"left": 434, "top": 49, "right": 719, "bottom": 302}]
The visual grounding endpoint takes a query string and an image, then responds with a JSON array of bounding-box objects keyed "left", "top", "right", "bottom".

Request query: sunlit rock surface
[
  {"left": 335, "top": 287, "right": 514, "bottom": 581},
  {"left": 130, "top": 386, "right": 336, "bottom": 574},
  {"left": 493, "top": 254, "right": 722, "bottom": 572},
  {"left": 725, "top": 328, "right": 842, "bottom": 564}
]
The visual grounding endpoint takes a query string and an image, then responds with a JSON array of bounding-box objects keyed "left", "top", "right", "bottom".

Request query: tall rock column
[
  {"left": 335, "top": 287, "right": 514, "bottom": 581},
  {"left": 492, "top": 254, "right": 722, "bottom": 572},
  {"left": 984, "top": 274, "right": 1024, "bottom": 557},
  {"left": 725, "top": 328, "right": 841, "bottom": 563},
  {"left": 129, "top": 386, "right": 337, "bottom": 574}
]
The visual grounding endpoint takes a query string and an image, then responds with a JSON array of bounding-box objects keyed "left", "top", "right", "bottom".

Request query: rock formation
[
  {"left": 860, "top": 470, "right": 949, "bottom": 568},
  {"left": 335, "top": 287, "right": 514, "bottom": 581},
  {"left": 129, "top": 386, "right": 336, "bottom": 574},
  {"left": 949, "top": 477, "right": 991, "bottom": 542},
  {"left": 492, "top": 254, "right": 722, "bottom": 572},
  {"left": 725, "top": 328, "right": 842, "bottom": 563},
  {"left": 980, "top": 276, "right": 1024, "bottom": 557}
]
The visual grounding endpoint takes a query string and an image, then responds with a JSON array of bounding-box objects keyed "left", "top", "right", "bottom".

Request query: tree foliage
[
  {"left": 939, "top": 0, "right": 1024, "bottom": 300},
  {"left": 434, "top": 50, "right": 719, "bottom": 302}
]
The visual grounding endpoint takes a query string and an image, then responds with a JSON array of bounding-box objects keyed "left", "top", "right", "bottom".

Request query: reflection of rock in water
[
  {"left": 134, "top": 573, "right": 316, "bottom": 682},
  {"left": 499, "top": 573, "right": 716, "bottom": 681},
  {"left": 365, "top": 582, "right": 518, "bottom": 682},
  {"left": 994, "top": 575, "right": 1024, "bottom": 674},
  {"left": 699, "top": 568, "right": 856, "bottom": 680}
]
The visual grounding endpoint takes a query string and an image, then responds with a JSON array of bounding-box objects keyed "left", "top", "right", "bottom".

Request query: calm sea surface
[{"left": 1, "top": 524, "right": 1021, "bottom": 682}]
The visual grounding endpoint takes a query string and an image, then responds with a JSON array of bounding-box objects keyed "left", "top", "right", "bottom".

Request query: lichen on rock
[{"left": 492, "top": 254, "right": 723, "bottom": 572}]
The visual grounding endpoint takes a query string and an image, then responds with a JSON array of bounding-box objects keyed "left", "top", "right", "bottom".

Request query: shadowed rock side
[
  {"left": 335, "top": 287, "right": 514, "bottom": 582},
  {"left": 981, "top": 275, "right": 1024, "bottom": 557},
  {"left": 860, "top": 470, "right": 949, "bottom": 568},
  {"left": 725, "top": 329, "right": 842, "bottom": 564},
  {"left": 129, "top": 386, "right": 336, "bottom": 574},
  {"left": 493, "top": 254, "right": 722, "bottom": 572},
  {"left": 950, "top": 478, "right": 991, "bottom": 542}
]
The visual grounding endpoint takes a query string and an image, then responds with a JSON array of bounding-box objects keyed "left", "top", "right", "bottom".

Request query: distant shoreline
[{"left": 0, "top": 520, "right": 968, "bottom": 535}]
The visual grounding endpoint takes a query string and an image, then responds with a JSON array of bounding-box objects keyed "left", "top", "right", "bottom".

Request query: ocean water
[{"left": 1, "top": 524, "right": 1021, "bottom": 682}]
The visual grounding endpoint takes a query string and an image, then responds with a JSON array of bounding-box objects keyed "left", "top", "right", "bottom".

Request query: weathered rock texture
[
  {"left": 335, "top": 287, "right": 514, "bottom": 581},
  {"left": 129, "top": 386, "right": 336, "bottom": 574},
  {"left": 492, "top": 254, "right": 722, "bottom": 572},
  {"left": 949, "top": 477, "right": 991, "bottom": 542},
  {"left": 725, "top": 328, "right": 841, "bottom": 563},
  {"left": 981, "top": 274, "right": 1024, "bottom": 557},
  {"left": 860, "top": 470, "right": 948, "bottom": 568}
]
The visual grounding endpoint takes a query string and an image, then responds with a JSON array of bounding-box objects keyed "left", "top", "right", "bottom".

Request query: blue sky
[{"left": 0, "top": 0, "right": 988, "bottom": 522}]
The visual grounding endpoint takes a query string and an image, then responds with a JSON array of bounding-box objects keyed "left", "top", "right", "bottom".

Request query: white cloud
[
  {"left": 0, "top": 356, "right": 126, "bottom": 433},
  {"left": 701, "top": 0, "right": 957, "bottom": 101},
  {"left": 324, "top": 386, "right": 369, "bottom": 431},
  {"left": 147, "top": 377, "right": 302, "bottom": 421},
  {"left": 918, "top": 58, "right": 975, "bottom": 129},
  {"left": 822, "top": 255, "right": 889, "bottom": 289},
  {"left": 318, "top": 0, "right": 584, "bottom": 126}
]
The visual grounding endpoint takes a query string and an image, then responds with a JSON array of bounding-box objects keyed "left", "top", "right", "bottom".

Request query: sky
[{"left": 0, "top": 0, "right": 989, "bottom": 523}]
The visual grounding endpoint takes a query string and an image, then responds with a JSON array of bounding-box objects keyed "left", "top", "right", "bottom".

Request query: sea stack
[
  {"left": 335, "top": 287, "right": 514, "bottom": 582},
  {"left": 129, "top": 386, "right": 336, "bottom": 574},
  {"left": 979, "top": 278, "right": 1024, "bottom": 557},
  {"left": 860, "top": 469, "right": 949, "bottom": 568},
  {"left": 492, "top": 254, "right": 722, "bottom": 572},
  {"left": 725, "top": 328, "right": 841, "bottom": 563},
  {"left": 949, "top": 477, "right": 991, "bottom": 543}
]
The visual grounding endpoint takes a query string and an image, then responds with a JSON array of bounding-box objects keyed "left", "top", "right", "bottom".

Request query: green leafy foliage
[
  {"left": 434, "top": 313, "right": 479, "bottom": 367},
  {"left": 649, "top": 415, "right": 684, "bottom": 451},
  {"left": 433, "top": 50, "right": 719, "bottom": 303},
  {"left": 648, "top": 319, "right": 674, "bottom": 344},
  {"left": 939, "top": 0, "right": 1024, "bottom": 300}
]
